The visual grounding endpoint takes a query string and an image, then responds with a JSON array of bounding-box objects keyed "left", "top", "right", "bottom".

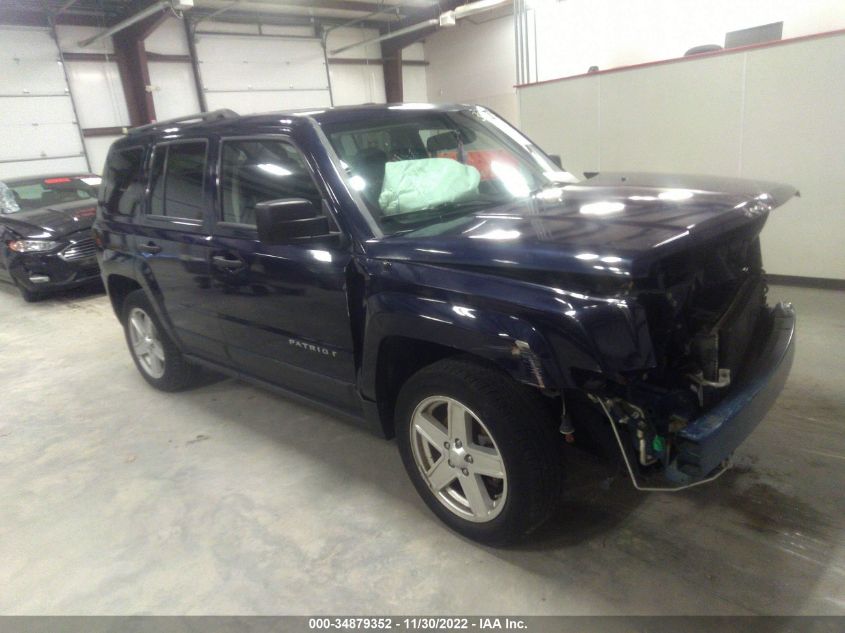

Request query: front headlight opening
[{"left": 8, "top": 239, "right": 61, "bottom": 253}]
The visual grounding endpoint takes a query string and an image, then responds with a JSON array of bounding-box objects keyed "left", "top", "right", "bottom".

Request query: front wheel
[
  {"left": 396, "top": 357, "right": 562, "bottom": 545},
  {"left": 15, "top": 281, "right": 42, "bottom": 303},
  {"left": 122, "top": 289, "right": 198, "bottom": 391}
]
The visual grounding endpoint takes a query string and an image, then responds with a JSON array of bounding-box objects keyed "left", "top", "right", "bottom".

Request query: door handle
[
  {"left": 212, "top": 254, "right": 246, "bottom": 271},
  {"left": 138, "top": 241, "right": 162, "bottom": 255}
]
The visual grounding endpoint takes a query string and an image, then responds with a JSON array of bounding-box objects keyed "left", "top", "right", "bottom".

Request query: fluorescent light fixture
[{"left": 452, "top": 0, "right": 511, "bottom": 20}]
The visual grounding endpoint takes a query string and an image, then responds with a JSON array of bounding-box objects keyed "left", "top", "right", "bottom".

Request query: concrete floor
[{"left": 0, "top": 281, "right": 843, "bottom": 615}]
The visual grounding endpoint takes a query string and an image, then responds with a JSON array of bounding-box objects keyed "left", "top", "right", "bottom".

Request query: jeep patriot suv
[{"left": 94, "top": 105, "right": 796, "bottom": 544}]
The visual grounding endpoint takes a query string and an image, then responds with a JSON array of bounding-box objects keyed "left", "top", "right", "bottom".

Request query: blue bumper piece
[{"left": 665, "top": 302, "right": 796, "bottom": 484}]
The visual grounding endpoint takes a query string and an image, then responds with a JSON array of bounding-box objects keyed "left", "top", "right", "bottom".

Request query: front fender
[
  {"left": 356, "top": 259, "right": 655, "bottom": 400},
  {"left": 359, "top": 290, "right": 565, "bottom": 399}
]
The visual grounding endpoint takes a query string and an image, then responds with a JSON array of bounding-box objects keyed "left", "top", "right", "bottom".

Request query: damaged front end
[{"left": 574, "top": 222, "right": 796, "bottom": 489}]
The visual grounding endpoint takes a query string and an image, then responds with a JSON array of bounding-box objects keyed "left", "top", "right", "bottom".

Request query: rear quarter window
[{"left": 101, "top": 146, "right": 146, "bottom": 216}]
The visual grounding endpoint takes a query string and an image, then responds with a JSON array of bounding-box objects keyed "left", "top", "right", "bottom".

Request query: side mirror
[{"left": 255, "top": 198, "right": 330, "bottom": 244}]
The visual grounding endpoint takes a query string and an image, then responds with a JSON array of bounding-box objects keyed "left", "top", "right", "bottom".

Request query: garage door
[
  {"left": 0, "top": 26, "right": 88, "bottom": 180},
  {"left": 194, "top": 30, "right": 332, "bottom": 113}
]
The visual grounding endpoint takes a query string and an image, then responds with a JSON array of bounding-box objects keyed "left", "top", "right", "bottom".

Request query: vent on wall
[{"left": 725, "top": 22, "right": 784, "bottom": 49}]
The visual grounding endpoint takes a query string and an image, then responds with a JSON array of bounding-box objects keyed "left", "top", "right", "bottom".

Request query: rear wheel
[
  {"left": 122, "top": 290, "right": 198, "bottom": 391},
  {"left": 396, "top": 357, "right": 562, "bottom": 544}
]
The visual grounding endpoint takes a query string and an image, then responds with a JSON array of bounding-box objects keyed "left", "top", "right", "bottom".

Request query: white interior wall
[
  {"left": 193, "top": 21, "right": 331, "bottom": 113},
  {"left": 145, "top": 17, "right": 200, "bottom": 121},
  {"left": 144, "top": 16, "right": 189, "bottom": 55},
  {"left": 530, "top": 0, "right": 845, "bottom": 81},
  {"left": 423, "top": 10, "right": 518, "bottom": 123},
  {"left": 147, "top": 61, "right": 200, "bottom": 120},
  {"left": 0, "top": 25, "right": 89, "bottom": 179},
  {"left": 423, "top": 0, "right": 845, "bottom": 124},
  {"left": 56, "top": 25, "right": 129, "bottom": 174},
  {"left": 326, "top": 26, "right": 385, "bottom": 106},
  {"left": 401, "top": 42, "right": 427, "bottom": 103},
  {"left": 518, "top": 32, "right": 845, "bottom": 280}
]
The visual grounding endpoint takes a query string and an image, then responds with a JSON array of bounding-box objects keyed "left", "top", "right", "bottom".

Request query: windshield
[
  {"left": 321, "top": 107, "right": 577, "bottom": 236},
  {"left": 2, "top": 176, "right": 101, "bottom": 213}
]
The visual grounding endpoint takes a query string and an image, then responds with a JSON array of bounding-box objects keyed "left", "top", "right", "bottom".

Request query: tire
[
  {"left": 122, "top": 289, "right": 198, "bottom": 392},
  {"left": 396, "top": 356, "right": 562, "bottom": 545},
  {"left": 18, "top": 285, "right": 42, "bottom": 303},
  {"left": 13, "top": 278, "right": 42, "bottom": 303}
]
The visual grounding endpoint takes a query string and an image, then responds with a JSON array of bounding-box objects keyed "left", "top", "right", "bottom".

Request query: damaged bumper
[{"left": 664, "top": 302, "right": 796, "bottom": 484}]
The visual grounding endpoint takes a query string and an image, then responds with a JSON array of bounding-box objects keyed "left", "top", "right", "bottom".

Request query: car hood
[
  {"left": 2, "top": 200, "right": 97, "bottom": 239},
  {"left": 365, "top": 172, "right": 797, "bottom": 279}
]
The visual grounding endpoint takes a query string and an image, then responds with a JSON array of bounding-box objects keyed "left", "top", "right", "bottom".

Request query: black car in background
[{"left": 0, "top": 174, "right": 102, "bottom": 301}]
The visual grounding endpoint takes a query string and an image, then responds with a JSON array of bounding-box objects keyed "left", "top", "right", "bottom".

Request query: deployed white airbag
[{"left": 378, "top": 158, "right": 481, "bottom": 215}]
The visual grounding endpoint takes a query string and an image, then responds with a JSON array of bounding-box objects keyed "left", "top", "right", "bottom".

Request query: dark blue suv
[{"left": 94, "top": 105, "right": 796, "bottom": 544}]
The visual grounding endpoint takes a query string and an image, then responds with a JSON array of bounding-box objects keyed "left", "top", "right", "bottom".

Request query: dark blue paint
[
  {"left": 94, "top": 105, "right": 798, "bottom": 485},
  {"left": 665, "top": 303, "right": 797, "bottom": 483}
]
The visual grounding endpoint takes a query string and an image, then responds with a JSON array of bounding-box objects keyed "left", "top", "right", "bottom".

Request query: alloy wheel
[
  {"left": 128, "top": 307, "right": 166, "bottom": 379},
  {"left": 409, "top": 395, "right": 508, "bottom": 523}
]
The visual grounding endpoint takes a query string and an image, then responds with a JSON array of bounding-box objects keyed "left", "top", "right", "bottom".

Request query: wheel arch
[
  {"left": 106, "top": 274, "right": 142, "bottom": 322},
  {"left": 361, "top": 293, "right": 567, "bottom": 438}
]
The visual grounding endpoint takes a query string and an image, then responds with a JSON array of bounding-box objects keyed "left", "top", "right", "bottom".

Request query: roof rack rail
[{"left": 127, "top": 109, "right": 239, "bottom": 135}]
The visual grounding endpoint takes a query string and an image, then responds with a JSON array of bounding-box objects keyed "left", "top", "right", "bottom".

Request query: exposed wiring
[{"left": 591, "top": 396, "right": 732, "bottom": 492}]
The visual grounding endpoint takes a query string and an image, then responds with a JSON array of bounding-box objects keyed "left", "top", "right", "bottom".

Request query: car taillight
[
  {"left": 44, "top": 177, "right": 72, "bottom": 184},
  {"left": 75, "top": 207, "right": 96, "bottom": 219}
]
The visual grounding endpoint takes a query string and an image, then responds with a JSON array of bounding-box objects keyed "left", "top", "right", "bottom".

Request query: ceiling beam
[
  {"left": 0, "top": 6, "right": 107, "bottom": 27},
  {"left": 78, "top": 0, "right": 169, "bottom": 47},
  {"left": 190, "top": 9, "right": 386, "bottom": 30},
  {"left": 203, "top": 0, "right": 404, "bottom": 16},
  {"left": 110, "top": 1, "right": 172, "bottom": 125},
  {"left": 327, "top": 56, "right": 428, "bottom": 66},
  {"left": 279, "top": 0, "right": 405, "bottom": 15},
  {"left": 54, "top": 0, "right": 82, "bottom": 17},
  {"left": 379, "top": 0, "right": 467, "bottom": 53}
]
